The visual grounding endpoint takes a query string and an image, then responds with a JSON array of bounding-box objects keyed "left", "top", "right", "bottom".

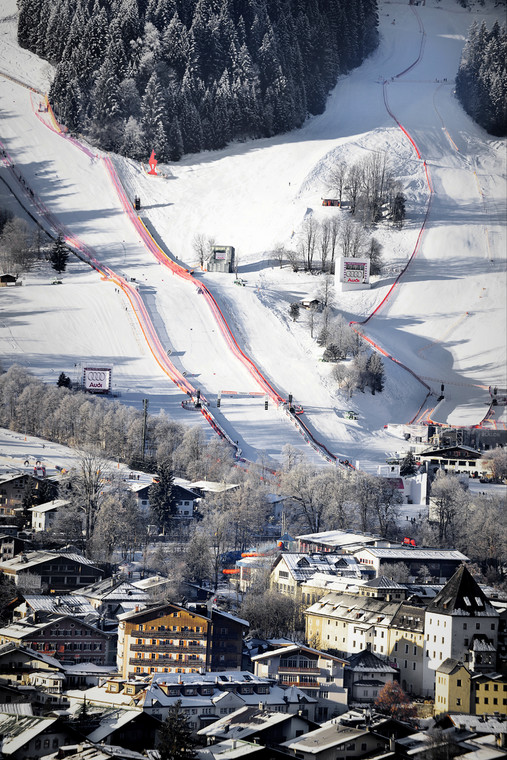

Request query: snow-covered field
[{"left": 0, "top": 0, "right": 505, "bottom": 471}]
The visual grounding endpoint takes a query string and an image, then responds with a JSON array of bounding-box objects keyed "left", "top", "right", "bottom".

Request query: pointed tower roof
[{"left": 426, "top": 565, "right": 497, "bottom": 617}]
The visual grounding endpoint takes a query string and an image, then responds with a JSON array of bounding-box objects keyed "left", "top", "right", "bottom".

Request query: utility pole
[{"left": 141, "top": 398, "right": 149, "bottom": 461}]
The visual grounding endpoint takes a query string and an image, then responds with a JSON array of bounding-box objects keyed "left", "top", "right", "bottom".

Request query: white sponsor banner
[{"left": 84, "top": 367, "right": 111, "bottom": 392}]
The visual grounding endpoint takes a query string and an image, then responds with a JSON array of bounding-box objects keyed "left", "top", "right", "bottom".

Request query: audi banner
[{"left": 83, "top": 367, "right": 112, "bottom": 393}]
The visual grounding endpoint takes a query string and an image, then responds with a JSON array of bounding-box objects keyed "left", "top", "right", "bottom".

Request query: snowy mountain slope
[{"left": 0, "top": 0, "right": 505, "bottom": 471}]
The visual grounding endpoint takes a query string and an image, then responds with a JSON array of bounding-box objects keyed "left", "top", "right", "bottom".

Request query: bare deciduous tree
[
  {"left": 298, "top": 217, "right": 317, "bottom": 271},
  {"left": 327, "top": 160, "right": 347, "bottom": 204}
]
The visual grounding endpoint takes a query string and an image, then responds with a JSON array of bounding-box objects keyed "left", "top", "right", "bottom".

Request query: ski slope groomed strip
[
  {"left": 4, "top": 84, "right": 349, "bottom": 468},
  {"left": 348, "top": 6, "right": 441, "bottom": 427}
]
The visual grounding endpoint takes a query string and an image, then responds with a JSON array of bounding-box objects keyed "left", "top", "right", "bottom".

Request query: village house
[
  {"left": 278, "top": 719, "right": 388, "bottom": 760},
  {"left": 423, "top": 566, "right": 499, "bottom": 695},
  {"left": 0, "top": 550, "right": 103, "bottom": 592},
  {"left": 252, "top": 643, "right": 348, "bottom": 721},
  {"left": 197, "top": 704, "right": 317, "bottom": 746},
  {"left": 0, "top": 614, "right": 114, "bottom": 666},
  {"left": 353, "top": 546, "right": 469, "bottom": 582},
  {"left": 29, "top": 499, "right": 70, "bottom": 532},
  {"left": 130, "top": 480, "right": 200, "bottom": 519},
  {"left": 344, "top": 650, "right": 397, "bottom": 704},
  {"left": 388, "top": 603, "right": 425, "bottom": 695},
  {"left": 117, "top": 602, "right": 248, "bottom": 679},
  {"left": 0, "top": 532, "right": 31, "bottom": 561},
  {"left": 295, "top": 530, "right": 382, "bottom": 554},
  {"left": 435, "top": 659, "right": 472, "bottom": 715},
  {"left": 0, "top": 472, "right": 41, "bottom": 517},
  {"left": 13, "top": 594, "right": 96, "bottom": 623},
  {"left": 418, "top": 444, "right": 486, "bottom": 477},
  {"left": 76, "top": 576, "right": 149, "bottom": 618},
  {"left": 0, "top": 713, "right": 82, "bottom": 759},
  {"left": 138, "top": 671, "right": 318, "bottom": 727},
  {"left": 305, "top": 591, "right": 402, "bottom": 661}
]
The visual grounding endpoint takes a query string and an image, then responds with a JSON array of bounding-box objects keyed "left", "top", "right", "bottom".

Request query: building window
[{"left": 457, "top": 680, "right": 461, "bottom": 687}]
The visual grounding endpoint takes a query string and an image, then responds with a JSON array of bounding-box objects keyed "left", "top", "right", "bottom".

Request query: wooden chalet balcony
[
  {"left": 129, "top": 655, "right": 204, "bottom": 666},
  {"left": 278, "top": 666, "right": 320, "bottom": 675},
  {"left": 134, "top": 630, "right": 207, "bottom": 640},
  {"left": 131, "top": 643, "right": 206, "bottom": 653},
  {"left": 279, "top": 679, "right": 320, "bottom": 688}
]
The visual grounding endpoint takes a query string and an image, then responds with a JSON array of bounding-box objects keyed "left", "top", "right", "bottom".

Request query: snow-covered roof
[
  {"left": 21, "top": 594, "right": 96, "bottom": 616},
  {"left": 86, "top": 708, "right": 146, "bottom": 743},
  {"left": 355, "top": 547, "right": 469, "bottom": 561},
  {"left": 297, "top": 530, "right": 379, "bottom": 547},
  {"left": 252, "top": 643, "right": 347, "bottom": 664},
  {"left": 28, "top": 499, "right": 69, "bottom": 513},
  {"left": 0, "top": 714, "right": 59, "bottom": 754},
  {"left": 0, "top": 550, "right": 100, "bottom": 572}
]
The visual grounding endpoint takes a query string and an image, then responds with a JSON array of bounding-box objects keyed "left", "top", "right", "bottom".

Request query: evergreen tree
[
  {"left": 141, "top": 72, "right": 167, "bottom": 152},
  {"left": 157, "top": 700, "right": 197, "bottom": 760},
  {"left": 50, "top": 234, "right": 69, "bottom": 274},
  {"left": 400, "top": 451, "right": 418, "bottom": 477},
  {"left": 149, "top": 460, "right": 176, "bottom": 535},
  {"left": 57, "top": 372, "right": 72, "bottom": 389},
  {"left": 366, "top": 353, "right": 385, "bottom": 395},
  {"left": 392, "top": 193, "right": 406, "bottom": 228},
  {"left": 21, "top": 0, "right": 382, "bottom": 159},
  {"left": 456, "top": 20, "right": 507, "bottom": 136}
]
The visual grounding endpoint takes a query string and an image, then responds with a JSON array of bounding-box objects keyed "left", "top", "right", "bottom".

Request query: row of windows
[{"left": 138, "top": 624, "right": 204, "bottom": 633}]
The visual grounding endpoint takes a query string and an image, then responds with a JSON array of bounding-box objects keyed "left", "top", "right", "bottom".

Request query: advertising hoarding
[{"left": 83, "top": 367, "right": 112, "bottom": 393}]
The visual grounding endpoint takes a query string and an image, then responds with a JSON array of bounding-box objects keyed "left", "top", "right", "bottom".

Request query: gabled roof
[
  {"left": 419, "top": 445, "right": 481, "bottom": 458},
  {"left": 197, "top": 705, "right": 304, "bottom": 739},
  {"left": 0, "top": 642, "right": 64, "bottom": 670},
  {"left": 78, "top": 577, "right": 147, "bottom": 602},
  {"left": 346, "top": 650, "right": 397, "bottom": 674},
  {"left": 363, "top": 576, "right": 406, "bottom": 589},
  {"left": 296, "top": 529, "right": 379, "bottom": 548},
  {"left": 355, "top": 546, "right": 469, "bottom": 562},
  {"left": 0, "top": 714, "right": 59, "bottom": 754},
  {"left": 118, "top": 602, "right": 208, "bottom": 623},
  {"left": 28, "top": 499, "right": 69, "bottom": 513},
  {"left": 426, "top": 566, "right": 497, "bottom": 617},
  {"left": 252, "top": 643, "right": 347, "bottom": 664},
  {"left": 0, "top": 550, "right": 100, "bottom": 573},
  {"left": 87, "top": 708, "right": 154, "bottom": 743},
  {"left": 280, "top": 721, "right": 377, "bottom": 754},
  {"left": 20, "top": 594, "right": 96, "bottom": 616},
  {"left": 0, "top": 615, "right": 112, "bottom": 640},
  {"left": 436, "top": 658, "right": 470, "bottom": 676},
  {"left": 390, "top": 604, "right": 425, "bottom": 632},
  {"left": 306, "top": 592, "right": 402, "bottom": 627}
]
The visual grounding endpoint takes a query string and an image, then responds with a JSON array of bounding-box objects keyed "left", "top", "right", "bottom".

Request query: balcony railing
[
  {"left": 278, "top": 666, "right": 320, "bottom": 675},
  {"left": 131, "top": 643, "right": 206, "bottom": 653},
  {"left": 134, "top": 630, "right": 207, "bottom": 640},
  {"left": 129, "top": 655, "right": 205, "bottom": 666},
  {"left": 280, "top": 679, "right": 320, "bottom": 689}
]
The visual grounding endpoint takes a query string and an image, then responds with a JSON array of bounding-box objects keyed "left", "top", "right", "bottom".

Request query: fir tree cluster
[
  {"left": 18, "top": 0, "right": 379, "bottom": 161},
  {"left": 455, "top": 20, "right": 507, "bottom": 137}
]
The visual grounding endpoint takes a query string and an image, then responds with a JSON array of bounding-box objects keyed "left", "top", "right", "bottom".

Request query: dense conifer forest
[
  {"left": 18, "top": 0, "right": 379, "bottom": 160},
  {"left": 456, "top": 20, "right": 507, "bottom": 136}
]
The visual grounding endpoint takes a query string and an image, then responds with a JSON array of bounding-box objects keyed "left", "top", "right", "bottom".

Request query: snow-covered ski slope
[{"left": 0, "top": 0, "right": 505, "bottom": 470}]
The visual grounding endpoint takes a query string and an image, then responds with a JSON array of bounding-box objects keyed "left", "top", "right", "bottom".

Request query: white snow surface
[{"left": 0, "top": 0, "right": 505, "bottom": 471}]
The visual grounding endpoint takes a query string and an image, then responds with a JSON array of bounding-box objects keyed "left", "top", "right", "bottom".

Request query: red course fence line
[
  {"left": 32, "top": 92, "right": 346, "bottom": 464},
  {"left": 349, "top": 6, "right": 435, "bottom": 416}
]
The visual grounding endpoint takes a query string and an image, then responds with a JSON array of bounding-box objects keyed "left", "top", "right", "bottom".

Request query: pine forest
[
  {"left": 17, "top": 0, "right": 379, "bottom": 161},
  {"left": 455, "top": 20, "right": 507, "bottom": 136}
]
